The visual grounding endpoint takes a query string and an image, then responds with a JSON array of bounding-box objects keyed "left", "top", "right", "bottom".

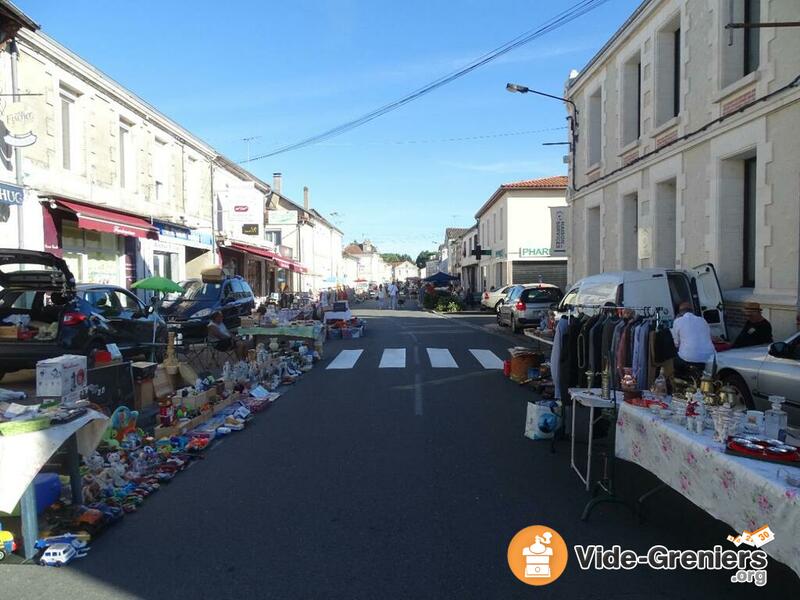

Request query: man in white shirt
[
  {"left": 387, "top": 281, "right": 399, "bottom": 310},
  {"left": 671, "top": 302, "right": 715, "bottom": 371}
]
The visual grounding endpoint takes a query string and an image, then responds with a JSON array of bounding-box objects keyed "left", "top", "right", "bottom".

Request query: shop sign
[
  {"left": 2, "top": 102, "right": 38, "bottom": 148},
  {"left": 241, "top": 223, "right": 259, "bottom": 235},
  {"left": 219, "top": 183, "right": 264, "bottom": 226},
  {"left": 549, "top": 206, "right": 568, "bottom": 255},
  {"left": 519, "top": 247, "right": 551, "bottom": 257},
  {"left": 155, "top": 222, "right": 213, "bottom": 248},
  {"left": 495, "top": 249, "right": 505, "bottom": 258},
  {"left": 267, "top": 210, "right": 297, "bottom": 225},
  {"left": 0, "top": 181, "right": 24, "bottom": 205}
]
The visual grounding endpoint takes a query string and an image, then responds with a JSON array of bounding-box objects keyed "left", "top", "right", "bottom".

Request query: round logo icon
[{"left": 507, "top": 525, "right": 568, "bottom": 586}]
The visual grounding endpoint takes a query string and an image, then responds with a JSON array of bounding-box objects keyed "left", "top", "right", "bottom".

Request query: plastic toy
[
  {"left": 109, "top": 406, "right": 139, "bottom": 443},
  {"left": 34, "top": 533, "right": 89, "bottom": 551},
  {"left": 0, "top": 523, "right": 16, "bottom": 561},
  {"left": 39, "top": 543, "right": 78, "bottom": 566}
]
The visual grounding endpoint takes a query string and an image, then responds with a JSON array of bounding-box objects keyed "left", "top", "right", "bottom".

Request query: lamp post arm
[{"left": 527, "top": 89, "right": 578, "bottom": 115}]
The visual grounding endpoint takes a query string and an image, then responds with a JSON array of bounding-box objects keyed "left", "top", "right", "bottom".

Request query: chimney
[
  {"left": 273, "top": 172, "right": 282, "bottom": 194},
  {"left": 303, "top": 186, "right": 309, "bottom": 211}
]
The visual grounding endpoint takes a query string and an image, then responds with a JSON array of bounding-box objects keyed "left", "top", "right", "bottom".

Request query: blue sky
[{"left": 19, "top": 0, "right": 641, "bottom": 258}]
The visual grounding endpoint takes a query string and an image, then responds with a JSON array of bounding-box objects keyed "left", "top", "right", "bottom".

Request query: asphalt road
[{"left": 2, "top": 301, "right": 798, "bottom": 598}]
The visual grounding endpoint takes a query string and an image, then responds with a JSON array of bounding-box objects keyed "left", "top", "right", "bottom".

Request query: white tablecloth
[
  {"left": 324, "top": 310, "right": 353, "bottom": 322},
  {"left": 0, "top": 409, "right": 108, "bottom": 513},
  {"left": 616, "top": 401, "right": 800, "bottom": 577}
]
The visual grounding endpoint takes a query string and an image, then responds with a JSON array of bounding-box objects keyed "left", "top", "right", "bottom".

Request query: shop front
[
  {"left": 42, "top": 197, "right": 159, "bottom": 287},
  {"left": 147, "top": 220, "right": 214, "bottom": 284},
  {"left": 223, "top": 241, "right": 307, "bottom": 297}
]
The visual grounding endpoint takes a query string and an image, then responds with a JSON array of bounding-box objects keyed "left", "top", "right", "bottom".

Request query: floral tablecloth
[{"left": 616, "top": 401, "right": 800, "bottom": 578}]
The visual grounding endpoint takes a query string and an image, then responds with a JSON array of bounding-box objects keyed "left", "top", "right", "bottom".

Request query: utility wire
[
  {"left": 314, "top": 126, "right": 567, "bottom": 148},
  {"left": 240, "top": 0, "right": 608, "bottom": 163}
]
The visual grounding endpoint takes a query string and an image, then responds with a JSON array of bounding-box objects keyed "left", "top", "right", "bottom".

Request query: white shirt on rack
[{"left": 671, "top": 312, "right": 715, "bottom": 363}]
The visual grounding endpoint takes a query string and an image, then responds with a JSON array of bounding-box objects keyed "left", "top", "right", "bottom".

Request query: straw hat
[{"left": 743, "top": 301, "right": 762, "bottom": 312}]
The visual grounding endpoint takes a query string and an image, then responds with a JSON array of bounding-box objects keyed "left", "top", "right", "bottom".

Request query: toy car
[{"left": 39, "top": 543, "right": 77, "bottom": 566}]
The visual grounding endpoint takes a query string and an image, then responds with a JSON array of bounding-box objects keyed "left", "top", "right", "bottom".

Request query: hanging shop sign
[
  {"left": 2, "top": 102, "right": 38, "bottom": 148},
  {"left": 0, "top": 181, "right": 24, "bottom": 205},
  {"left": 549, "top": 206, "right": 568, "bottom": 255},
  {"left": 241, "top": 223, "right": 259, "bottom": 235},
  {"left": 519, "top": 247, "right": 551, "bottom": 257},
  {"left": 267, "top": 210, "right": 297, "bottom": 225}
]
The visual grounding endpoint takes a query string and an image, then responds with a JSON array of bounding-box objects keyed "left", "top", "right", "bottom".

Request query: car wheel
[
  {"left": 496, "top": 312, "right": 504, "bottom": 326},
  {"left": 494, "top": 300, "right": 504, "bottom": 313},
  {"left": 0, "top": 548, "right": 5, "bottom": 561},
  {"left": 719, "top": 372, "right": 754, "bottom": 411},
  {"left": 511, "top": 315, "right": 520, "bottom": 334}
]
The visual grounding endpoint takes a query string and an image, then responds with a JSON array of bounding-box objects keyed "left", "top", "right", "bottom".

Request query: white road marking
[
  {"left": 326, "top": 349, "right": 364, "bottom": 370},
  {"left": 426, "top": 348, "right": 458, "bottom": 368},
  {"left": 379, "top": 348, "right": 406, "bottom": 368},
  {"left": 469, "top": 349, "right": 504, "bottom": 369}
]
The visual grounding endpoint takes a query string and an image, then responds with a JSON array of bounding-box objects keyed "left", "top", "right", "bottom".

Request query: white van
[{"left": 556, "top": 264, "right": 728, "bottom": 338}]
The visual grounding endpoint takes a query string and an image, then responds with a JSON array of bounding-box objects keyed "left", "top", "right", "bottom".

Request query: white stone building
[
  {"left": 564, "top": 0, "right": 800, "bottom": 338},
  {"left": 456, "top": 225, "right": 479, "bottom": 293},
  {"left": 343, "top": 240, "right": 388, "bottom": 284},
  {"left": 391, "top": 260, "right": 418, "bottom": 282},
  {"left": 475, "top": 176, "right": 568, "bottom": 291}
]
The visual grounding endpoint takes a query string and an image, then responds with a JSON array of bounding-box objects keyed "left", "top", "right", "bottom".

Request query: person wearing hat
[{"left": 732, "top": 302, "right": 773, "bottom": 348}]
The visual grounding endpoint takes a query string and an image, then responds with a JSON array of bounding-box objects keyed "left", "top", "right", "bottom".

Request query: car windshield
[
  {"left": 179, "top": 281, "right": 222, "bottom": 301},
  {"left": 523, "top": 288, "right": 563, "bottom": 303}
]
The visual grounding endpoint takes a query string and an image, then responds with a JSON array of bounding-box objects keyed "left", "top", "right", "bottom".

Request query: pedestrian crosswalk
[{"left": 326, "top": 347, "right": 504, "bottom": 370}]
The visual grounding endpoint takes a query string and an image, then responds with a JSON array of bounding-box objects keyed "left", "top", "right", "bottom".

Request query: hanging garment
[
  {"left": 588, "top": 315, "right": 607, "bottom": 386},
  {"left": 551, "top": 316, "right": 568, "bottom": 400},
  {"left": 601, "top": 317, "right": 621, "bottom": 373}
]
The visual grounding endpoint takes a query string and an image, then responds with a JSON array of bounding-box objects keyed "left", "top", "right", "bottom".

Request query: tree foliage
[
  {"left": 380, "top": 253, "right": 413, "bottom": 264},
  {"left": 415, "top": 250, "right": 437, "bottom": 269}
]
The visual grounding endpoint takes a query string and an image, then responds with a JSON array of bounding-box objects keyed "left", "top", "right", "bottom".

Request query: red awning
[
  {"left": 228, "top": 241, "right": 309, "bottom": 272},
  {"left": 54, "top": 199, "right": 158, "bottom": 239}
]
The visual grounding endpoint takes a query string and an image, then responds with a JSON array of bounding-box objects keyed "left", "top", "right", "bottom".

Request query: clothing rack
[{"left": 560, "top": 303, "right": 671, "bottom": 521}]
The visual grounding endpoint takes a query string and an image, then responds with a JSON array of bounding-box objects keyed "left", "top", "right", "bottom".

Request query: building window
[
  {"left": 59, "top": 87, "right": 78, "bottom": 171},
  {"left": 153, "top": 138, "right": 168, "bottom": 203},
  {"left": 586, "top": 206, "right": 601, "bottom": 274},
  {"left": 655, "top": 17, "right": 681, "bottom": 126},
  {"left": 495, "top": 263, "right": 503, "bottom": 288},
  {"left": 493, "top": 213, "right": 497, "bottom": 244},
  {"left": 119, "top": 120, "right": 135, "bottom": 189},
  {"left": 743, "top": 0, "right": 760, "bottom": 75},
  {"left": 742, "top": 157, "right": 756, "bottom": 287},
  {"left": 587, "top": 87, "right": 602, "bottom": 167},
  {"left": 264, "top": 230, "right": 282, "bottom": 246},
  {"left": 721, "top": 1, "right": 761, "bottom": 88},
  {"left": 621, "top": 192, "right": 639, "bottom": 269},
  {"left": 499, "top": 207, "right": 504, "bottom": 240},
  {"left": 654, "top": 179, "right": 677, "bottom": 268},
  {"left": 152, "top": 251, "right": 175, "bottom": 280},
  {"left": 621, "top": 54, "right": 641, "bottom": 146}
]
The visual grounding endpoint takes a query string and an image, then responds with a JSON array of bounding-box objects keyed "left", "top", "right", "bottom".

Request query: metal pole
[{"left": 9, "top": 39, "right": 24, "bottom": 249}]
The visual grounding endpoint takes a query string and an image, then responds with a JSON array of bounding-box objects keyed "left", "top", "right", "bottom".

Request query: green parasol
[
  {"left": 131, "top": 276, "right": 184, "bottom": 348},
  {"left": 131, "top": 276, "right": 184, "bottom": 293}
]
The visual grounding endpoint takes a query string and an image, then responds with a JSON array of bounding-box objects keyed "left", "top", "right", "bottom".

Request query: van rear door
[{"left": 691, "top": 263, "right": 727, "bottom": 339}]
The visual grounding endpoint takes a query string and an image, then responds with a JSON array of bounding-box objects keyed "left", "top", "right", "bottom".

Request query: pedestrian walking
[
  {"left": 377, "top": 284, "right": 386, "bottom": 309},
  {"left": 388, "top": 280, "right": 399, "bottom": 310}
]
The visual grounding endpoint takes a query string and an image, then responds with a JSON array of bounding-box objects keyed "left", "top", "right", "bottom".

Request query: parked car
[
  {"left": 38, "top": 543, "right": 76, "bottom": 567},
  {"left": 497, "top": 284, "right": 564, "bottom": 333},
  {"left": 712, "top": 331, "right": 800, "bottom": 426},
  {"left": 0, "top": 526, "right": 16, "bottom": 561},
  {"left": 0, "top": 249, "right": 167, "bottom": 377},
  {"left": 556, "top": 264, "right": 727, "bottom": 339},
  {"left": 481, "top": 284, "right": 515, "bottom": 312},
  {"left": 160, "top": 275, "right": 254, "bottom": 342}
]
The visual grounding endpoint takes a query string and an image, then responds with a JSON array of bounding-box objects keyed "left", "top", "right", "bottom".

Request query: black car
[
  {"left": 0, "top": 249, "right": 167, "bottom": 377},
  {"left": 159, "top": 275, "right": 255, "bottom": 342}
]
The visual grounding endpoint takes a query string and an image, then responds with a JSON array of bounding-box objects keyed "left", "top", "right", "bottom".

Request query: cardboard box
[
  {"left": 0, "top": 324, "right": 18, "bottom": 339},
  {"left": 134, "top": 379, "right": 154, "bottom": 410},
  {"left": 36, "top": 355, "right": 88, "bottom": 398}
]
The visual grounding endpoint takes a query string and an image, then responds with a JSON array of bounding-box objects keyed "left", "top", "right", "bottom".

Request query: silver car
[
  {"left": 497, "top": 284, "right": 563, "bottom": 334},
  {"left": 713, "top": 331, "right": 800, "bottom": 426}
]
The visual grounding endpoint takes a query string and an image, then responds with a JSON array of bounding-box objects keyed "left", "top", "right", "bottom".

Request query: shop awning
[
  {"left": 53, "top": 199, "right": 159, "bottom": 240},
  {"left": 227, "top": 241, "right": 297, "bottom": 270}
]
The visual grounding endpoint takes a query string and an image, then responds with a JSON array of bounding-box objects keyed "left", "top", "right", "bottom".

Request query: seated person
[
  {"left": 732, "top": 302, "right": 773, "bottom": 348},
  {"left": 671, "top": 302, "right": 715, "bottom": 374},
  {"left": 207, "top": 311, "right": 247, "bottom": 359}
]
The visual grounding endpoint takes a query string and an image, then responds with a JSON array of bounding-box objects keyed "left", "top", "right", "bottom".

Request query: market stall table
[
  {"left": 616, "top": 401, "right": 800, "bottom": 578},
  {"left": 568, "top": 388, "right": 616, "bottom": 491},
  {"left": 0, "top": 409, "right": 108, "bottom": 559},
  {"left": 238, "top": 324, "right": 324, "bottom": 342}
]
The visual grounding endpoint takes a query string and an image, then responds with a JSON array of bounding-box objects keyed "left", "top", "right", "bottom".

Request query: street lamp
[{"left": 506, "top": 81, "right": 579, "bottom": 189}]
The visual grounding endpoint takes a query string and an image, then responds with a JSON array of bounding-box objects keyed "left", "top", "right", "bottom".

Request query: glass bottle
[
  {"left": 764, "top": 395, "right": 788, "bottom": 441},
  {"left": 651, "top": 367, "right": 668, "bottom": 400}
]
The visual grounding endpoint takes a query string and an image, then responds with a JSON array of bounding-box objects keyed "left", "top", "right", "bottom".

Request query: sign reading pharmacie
[{"left": 519, "top": 247, "right": 552, "bottom": 257}]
